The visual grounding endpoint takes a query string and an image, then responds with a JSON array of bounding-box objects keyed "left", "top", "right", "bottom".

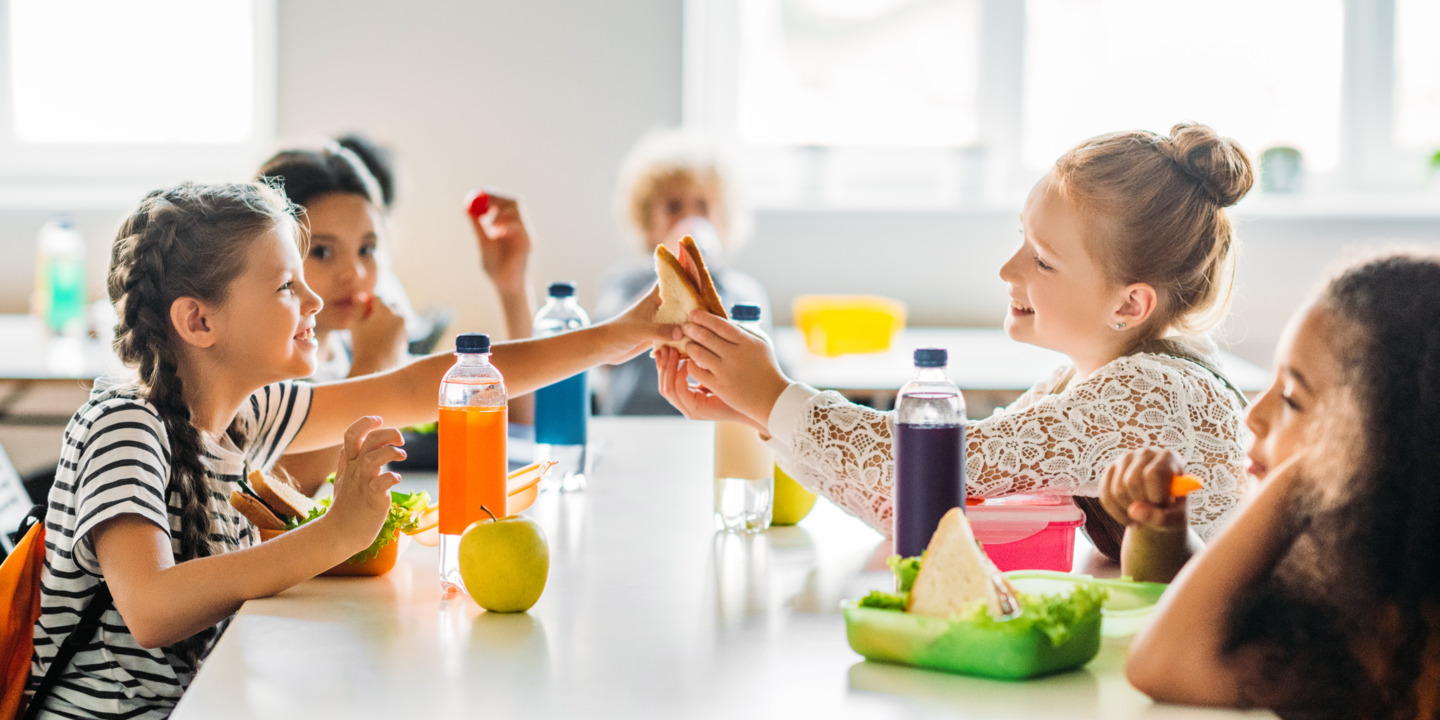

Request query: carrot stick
[{"left": 1170, "top": 474, "right": 1203, "bottom": 497}]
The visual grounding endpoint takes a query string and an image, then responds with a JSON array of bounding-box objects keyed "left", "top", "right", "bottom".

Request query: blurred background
[{"left": 1, "top": 0, "right": 1438, "bottom": 476}]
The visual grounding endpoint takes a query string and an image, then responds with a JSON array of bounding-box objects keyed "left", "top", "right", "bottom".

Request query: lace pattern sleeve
[{"left": 773, "top": 355, "right": 1249, "bottom": 540}]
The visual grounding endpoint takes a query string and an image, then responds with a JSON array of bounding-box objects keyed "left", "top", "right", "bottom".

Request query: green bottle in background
[{"left": 34, "top": 217, "right": 86, "bottom": 337}]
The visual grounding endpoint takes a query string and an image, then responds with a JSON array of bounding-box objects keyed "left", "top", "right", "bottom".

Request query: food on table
[
  {"left": 459, "top": 506, "right": 550, "bottom": 613},
  {"left": 654, "top": 235, "right": 727, "bottom": 356}
]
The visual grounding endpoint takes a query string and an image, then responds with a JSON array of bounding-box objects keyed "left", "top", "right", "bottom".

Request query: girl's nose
[{"left": 299, "top": 279, "right": 323, "bottom": 316}]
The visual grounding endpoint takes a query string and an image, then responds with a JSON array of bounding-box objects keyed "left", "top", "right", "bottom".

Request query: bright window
[
  {"left": 10, "top": 0, "right": 255, "bottom": 145},
  {"left": 1023, "top": 0, "right": 1343, "bottom": 172},
  {"left": 1395, "top": 0, "right": 1440, "bottom": 149},
  {"left": 736, "top": 0, "right": 980, "bottom": 148}
]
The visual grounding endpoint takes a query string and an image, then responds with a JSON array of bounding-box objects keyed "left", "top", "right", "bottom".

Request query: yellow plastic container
[{"left": 792, "top": 295, "right": 906, "bottom": 357}]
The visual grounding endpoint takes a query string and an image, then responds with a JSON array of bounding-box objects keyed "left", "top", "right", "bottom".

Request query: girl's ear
[
  {"left": 170, "top": 296, "right": 218, "bottom": 349},
  {"left": 1114, "top": 283, "right": 1158, "bottom": 330}
]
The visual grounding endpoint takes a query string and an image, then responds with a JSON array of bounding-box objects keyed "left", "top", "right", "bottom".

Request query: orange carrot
[{"left": 1170, "top": 474, "right": 1203, "bottom": 497}]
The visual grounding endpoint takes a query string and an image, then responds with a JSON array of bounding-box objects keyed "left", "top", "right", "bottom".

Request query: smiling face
[
  {"left": 208, "top": 226, "right": 323, "bottom": 387},
  {"left": 1244, "top": 302, "right": 1357, "bottom": 484},
  {"left": 999, "top": 173, "right": 1130, "bottom": 373},
  {"left": 302, "top": 192, "right": 383, "bottom": 334}
]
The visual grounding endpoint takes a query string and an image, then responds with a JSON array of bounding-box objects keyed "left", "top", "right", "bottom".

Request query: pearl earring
[{"left": 1114, "top": 321, "right": 1127, "bottom": 330}]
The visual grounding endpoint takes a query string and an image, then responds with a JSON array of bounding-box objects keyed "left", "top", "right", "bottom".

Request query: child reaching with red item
[
  {"left": 1121, "top": 253, "right": 1440, "bottom": 718},
  {"left": 659, "top": 123, "right": 1254, "bottom": 555},
  {"left": 23, "top": 181, "right": 671, "bottom": 719}
]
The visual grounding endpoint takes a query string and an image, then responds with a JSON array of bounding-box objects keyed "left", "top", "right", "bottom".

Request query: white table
[
  {"left": 774, "top": 327, "right": 1271, "bottom": 412},
  {"left": 175, "top": 418, "right": 1269, "bottom": 719},
  {"left": 0, "top": 314, "right": 124, "bottom": 426}
]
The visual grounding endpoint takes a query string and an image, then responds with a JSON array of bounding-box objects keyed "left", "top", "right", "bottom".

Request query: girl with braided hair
[
  {"left": 1127, "top": 252, "right": 1440, "bottom": 718},
  {"left": 26, "top": 181, "right": 672, "bottom": 719},
  {"left": 659, "top": 123, "right": 1255, "bottom": 556}
]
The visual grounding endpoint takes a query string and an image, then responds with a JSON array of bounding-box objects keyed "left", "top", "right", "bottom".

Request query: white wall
[{"left": 2, "top": 0, "right": 1438, "bottom": 375}]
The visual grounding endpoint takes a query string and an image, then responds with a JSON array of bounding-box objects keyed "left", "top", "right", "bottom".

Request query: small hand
[
  {"left": 468, "top": 190, "right": 532, "bottom": 291},
  {"left": 348, "top": 297, "right": 408, "bottom": 375},
  {"left": 655, "top": 346, "right": 767, "bottom": 432},
  {"left": 599, "top": 283, "right": 682, "bottom": 365},
  {"left": 1100, "top": 448, "right": 1189, "bottom": 530},
  {"left": 677, "top": 310, "right": 791, "bottom": 428},
  {"left": 327, "top": 416, "right": 405, "bottom": 554}
]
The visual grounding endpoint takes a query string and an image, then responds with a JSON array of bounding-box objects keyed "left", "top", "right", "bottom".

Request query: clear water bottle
[
  {"left": 33, "top": 216, "right": 87, "bottom": 338},
  {"left": 533, "top": 282, "right": 590, "bottom": 492},
  {"left": 893, "top": 347, "right": 966, "bottom": 557},
  {"left": 713, "top": 304, "right": 774, "bottom": 533},
  {"left": 438, "top": 333, "right": 508, "bottom": 595}
]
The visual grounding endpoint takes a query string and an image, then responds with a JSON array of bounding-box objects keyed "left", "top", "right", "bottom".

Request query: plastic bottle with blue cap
[
  {"left": 438, "top": 332, "right": 508, "bottom": 595},
  {"left": 532, "top": 282, "right": 590, "bottom": 492},
  {"left": 894, "top": 347, "right": 967, "bottom": 556}
]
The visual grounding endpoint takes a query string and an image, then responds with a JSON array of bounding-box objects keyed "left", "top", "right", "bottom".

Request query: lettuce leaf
[
  {"left": 962, "top": 584, "right": 1108, "bottom": 647},
  {"left": 858, "top": 590, "right": 909, "bottom": 610},
  {"left": 284, "top": 489, "right": 431, "bottom": 564}
]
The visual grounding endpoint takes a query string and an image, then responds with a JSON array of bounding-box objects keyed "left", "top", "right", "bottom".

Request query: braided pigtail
[{"left": 106, "top": 182, "right": 299, "bottom": 665}]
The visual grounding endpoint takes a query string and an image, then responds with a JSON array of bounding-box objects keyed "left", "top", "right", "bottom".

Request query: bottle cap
[
  {"left": 914, "top": 347, "right": 947, "bottom": 368},
  {"left": 730, "top": 304, "right": 761, "bottom": 322},
  {"left": 456, "top": 333, "right": 491, "bottom": 354},
  {"left": 548, "top": 282, "right": 576, "bottom": 298}
]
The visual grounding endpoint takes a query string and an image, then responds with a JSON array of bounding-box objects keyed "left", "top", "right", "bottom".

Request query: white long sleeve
[{"left": 766, "top": 353, "right": 1250, "bottom": 541}]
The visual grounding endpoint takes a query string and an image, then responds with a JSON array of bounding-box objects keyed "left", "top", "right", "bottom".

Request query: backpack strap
[{"left": 17, "top": 502, "right": 114, "bottom": 720}]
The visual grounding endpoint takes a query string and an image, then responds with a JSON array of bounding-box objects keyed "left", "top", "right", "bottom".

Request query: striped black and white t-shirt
[{"left": 29, "top": 381, "right": 312, "bottom": 720}]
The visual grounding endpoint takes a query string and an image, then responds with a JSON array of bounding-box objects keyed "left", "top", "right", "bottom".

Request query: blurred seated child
[{"left": 594, "top": 130, "right": 770, "bottom": 415}]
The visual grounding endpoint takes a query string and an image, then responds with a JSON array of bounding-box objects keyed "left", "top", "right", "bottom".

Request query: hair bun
[{"left": 1159, "top": 123, "right": 1254, "bottom": 208}]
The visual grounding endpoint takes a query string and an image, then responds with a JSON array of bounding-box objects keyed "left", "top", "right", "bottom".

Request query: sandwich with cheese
[{"left": 654, "top": 235, "right": 727, "bottom": 356}]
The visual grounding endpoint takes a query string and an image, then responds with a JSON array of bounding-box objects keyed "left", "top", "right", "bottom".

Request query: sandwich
[
  {"left": 907, "top": 507, "right": 1012, "bottom": 618},
  {"left": 654, "top": 235, "right": 727, "bottom": 356},
  {"left": 229, "top": 469, "right": 429, "bottom": 565}
]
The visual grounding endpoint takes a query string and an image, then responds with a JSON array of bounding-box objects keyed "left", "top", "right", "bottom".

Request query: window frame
[{"left": 684, "top": 0, "right": 1429, "bottom": 210}]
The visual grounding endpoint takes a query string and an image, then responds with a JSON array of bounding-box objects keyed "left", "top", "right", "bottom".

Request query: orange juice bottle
[{"left": 438, "top": 333, "right": 507, "bottom": 595}]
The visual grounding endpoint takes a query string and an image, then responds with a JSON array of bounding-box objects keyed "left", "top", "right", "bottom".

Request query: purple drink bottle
[{"left": 893, "top": 348, "right": 967, "bottom": 557}]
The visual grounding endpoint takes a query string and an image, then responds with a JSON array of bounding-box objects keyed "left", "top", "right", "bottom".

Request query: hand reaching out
[
  {"left": 1100, "top": 448, "right": 1189, "bottom": 530},
  {"left": 673, "top": 310, "right": 791, "bottom": 430},
  {"left": 655, "top": 346, "right": 767, "bottom": 432}
]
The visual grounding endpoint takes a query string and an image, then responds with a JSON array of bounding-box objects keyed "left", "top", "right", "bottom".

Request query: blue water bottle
[
  {"left": 893, "top": 348, "right": 967, "bottom": 557},
  {"left": 533, "top": 282, "right": 590, "bottom": 492}
]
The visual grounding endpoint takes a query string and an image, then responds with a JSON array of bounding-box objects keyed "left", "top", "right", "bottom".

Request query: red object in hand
[{"left": 466, "top": 190, "right": 490, "bottom": 219}]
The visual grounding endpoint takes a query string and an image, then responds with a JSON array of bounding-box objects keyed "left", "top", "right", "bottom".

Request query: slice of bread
[
  {"left": 907, "top": 507, "right": 994, "bottom": 618},
  {"left": 229, "top": 490, "right": 287, "bottom": 531},
  {"left": 654, "top": 235, "right": 728, "bottom": 356},
  {"left": 248, "top": 469, "right": 317, "bottom": 522}
]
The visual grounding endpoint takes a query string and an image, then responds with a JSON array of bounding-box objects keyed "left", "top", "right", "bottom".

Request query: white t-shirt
[{"left": 29, "top": 381, "right": 312, "bottom": 719}]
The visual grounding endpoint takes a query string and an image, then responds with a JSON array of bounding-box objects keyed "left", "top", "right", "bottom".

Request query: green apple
[
  {"left": 771, "top": 463, "right": 817, "bottom": 525},
  {"left": 458, "top": 507, "right": 549, "bottom": 613}
]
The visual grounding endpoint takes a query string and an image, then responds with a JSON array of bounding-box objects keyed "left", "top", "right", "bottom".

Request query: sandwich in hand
[
  {"left": 229, "top": 469, "right": 429, "bottom": 568},
  {"left": 654, "top": 235, "right": 727, "bottom": 356}
]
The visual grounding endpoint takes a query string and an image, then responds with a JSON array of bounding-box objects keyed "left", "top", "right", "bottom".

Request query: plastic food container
[
  {"left": 792, "top": 295, "right": 906, "bottom": 357},
  {"left": 842, "top": 573, "right": 1104, "bottom": 680},
  {"left": 967, "top": 495, "right": 1086, "bottom": 572},
  {"left": 258, "top": 527, "right": 406, "bottom": 577},
  {"left": 1005, "top": 570, "right": 1168, "bottom": 637}
]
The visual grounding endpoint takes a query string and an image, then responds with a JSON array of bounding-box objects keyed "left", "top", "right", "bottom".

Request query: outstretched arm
[{"left": 290, "top": 285, "right": 676, "bottom": 453}]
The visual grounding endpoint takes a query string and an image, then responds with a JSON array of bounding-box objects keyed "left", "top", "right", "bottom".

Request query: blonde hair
[
  {"left": 1053, "top": 122, "right": 1254, "bottom": 339},
  {"left": 614, "top": 129, "right": 751, "bottom": 255}
]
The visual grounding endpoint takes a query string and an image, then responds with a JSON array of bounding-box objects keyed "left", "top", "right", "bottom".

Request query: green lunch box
[{"left": 842, "top": 571, "right": 1167, "bottom": 680}]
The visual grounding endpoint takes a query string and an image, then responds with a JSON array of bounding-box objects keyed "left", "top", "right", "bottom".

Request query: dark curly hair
[
  {"left": 256, "top": 141, "right": 382, "bottom": 214},
  {"left": 1224, "top": 252, "right": 1440, "bottom": 719}
]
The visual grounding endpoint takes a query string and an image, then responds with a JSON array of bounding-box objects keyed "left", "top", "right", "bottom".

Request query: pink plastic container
[{"left": 968, "top": 495, "right": 1085, "bottom": 572}]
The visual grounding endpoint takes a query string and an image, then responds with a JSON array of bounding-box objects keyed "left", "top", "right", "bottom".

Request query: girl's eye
[
  {"left": 360, "top": 243, "right": 377, "bottom": 258},
  {"left": 1280, "top": 390, "right": 1302, "bottom": 411},
  {"left": 309, "top": 245, "right": 332, "bottom": 261},
  {"left": 278, "top": 280, "right": 294, "bottom": 293},
  {"left": 1035, "top": 255, "right": 1053, "bottom": 271},
  {"left": 666, "top": 199, "right": 683, "bottom": 215}
]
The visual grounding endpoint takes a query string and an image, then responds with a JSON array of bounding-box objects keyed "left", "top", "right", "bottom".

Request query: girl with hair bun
[
  {"left": 1127, "top": 252, "right": 1440, "bottom": 718},
  {"left": 659, "top": 123, "right": 1255, "bottom": 554},
  {"left": 24, "top": 181, "right": 671, "bottom": 718}
]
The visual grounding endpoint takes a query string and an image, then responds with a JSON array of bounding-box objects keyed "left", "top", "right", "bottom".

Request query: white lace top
[{"left": 766, "top": 353, "right": 1251, "bottom": 541}]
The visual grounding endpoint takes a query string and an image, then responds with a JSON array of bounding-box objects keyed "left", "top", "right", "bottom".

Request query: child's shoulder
[{"left": 72, "top": 384, "right": 164, "bottom": 430}]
